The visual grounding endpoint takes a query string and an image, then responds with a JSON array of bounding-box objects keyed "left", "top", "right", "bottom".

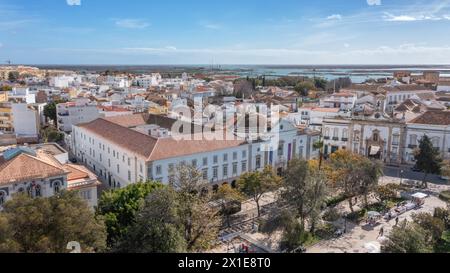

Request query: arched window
[
  {"left": 373, "top": 132, "right": 379, "bottom": 142},
  {"left": 0, "top": 191, "right": 6, "bottom": 206}
]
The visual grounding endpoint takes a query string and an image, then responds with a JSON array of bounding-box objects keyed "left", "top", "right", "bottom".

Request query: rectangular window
[
  {"left": 213, "top": 155, "right": 218, "bottom": 164},
  {"left": 242, "top": 150, "right": 247, "bottom": 158},
  {"left": 232, "top": 162, "right": 238, "bottom": 175},
  {"left": 203, "top": 157, "right": 208, "bottom": 166},
  {"left": 117, "top": 164, "right": 120, "bottom": 174},
  {"left": 128, "top": 170, "right": 131, "bottom": 181},
  {"left": 156, "top": 165, "right": 162, "bottom": 175},
  {"left": 256, "top": 156, "right": 261, "bottom": 169},
  {"left": 192, "top": 159, "right": 197, "bottom": 168},
  {"left": 278, "top": 143, "right": 284, "bottom": 156},
  {"left": 140, "top": 164, "right": 143, "bottom": 173},
  {"left": 223, "top": 165, "right": 228, "bottom": 177},
  {"left": 223, "top": 154, "right": 228, "bottom": 162},
  {"left": 242, "top": 161, "right": 247, "bottom": 172},
  {"left": 392, "top": 135, "right": 400, "bottom": 145},
  {"left": 213, "top": 167, "right": 218, "bottom": 179},
  {"left": 128, "top": 158, "right": 131, "bottom": 166},
  {"left": 202, "top": 169, "right": 208, "bottom": 180},
  {"left": 233, "top": 152, "right": 238, "bottom": 160}
]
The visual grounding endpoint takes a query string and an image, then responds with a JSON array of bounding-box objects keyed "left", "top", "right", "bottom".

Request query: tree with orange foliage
[{"left": 328, "top": 150, "right": 383, "bottom": 211}]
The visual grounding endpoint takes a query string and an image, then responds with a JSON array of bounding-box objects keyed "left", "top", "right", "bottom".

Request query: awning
[
  {"left": 369, "top": 146, "right": 381, "bottom": 155},
  {"left": 412, "top": 192, "right": 428, "bottom": 199}
]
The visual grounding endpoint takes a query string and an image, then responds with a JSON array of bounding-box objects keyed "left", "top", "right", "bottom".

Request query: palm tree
[{"left": 313, "top": 139, "right": 325, "bottom": 170}]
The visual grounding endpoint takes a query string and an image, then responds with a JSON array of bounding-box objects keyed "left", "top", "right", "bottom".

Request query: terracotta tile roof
[
  {"left": 331, "top": 92, "right": 356, "bottom": 97},
  {"left": 78, "top": 116, "right": 246, "bottom": 162},
  {"left": 78, "top": 118, "right": 157, "bottom": 159},
  {"left": 64, "top": 164, "right": 90, "bottom": 180},
  {"left": 104, "top": 114, "right": 147, "bottom": 128},
  {"left": 409, "top": 111, "right": 450, "bottom": 125},
  {"left": 98, "top": 105, "right": 130, "bottom": 112},
  {"left": 0, "top": 153, "right": 67, "bottom": 185},
  {"left": 381, "top": 85, "right": 434, "bottom": 93},
  {"left": 65, "top": 164, "right": 101, "bottom": 190},
  {"left": 148, "top": 136, "right": 246, "bottom": 161},
  {"left": 301, "top": 107, "right": 340, "bottom": 113}
]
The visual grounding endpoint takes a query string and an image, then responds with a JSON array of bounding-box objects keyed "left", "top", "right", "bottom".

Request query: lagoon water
[{"left": 35, "top": 64, "right": 450, "bottom": 83}]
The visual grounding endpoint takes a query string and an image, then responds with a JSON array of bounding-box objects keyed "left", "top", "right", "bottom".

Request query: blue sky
[{"left": 1, "top": 0, "right": 450, "bottom": 64}]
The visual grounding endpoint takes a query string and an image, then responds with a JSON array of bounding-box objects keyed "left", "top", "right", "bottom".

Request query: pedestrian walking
[
  {"left": 378, "top": 226, "right": 384, "bottom": 238},
  {"left": 395, "top": 217, "right": 399, "bottom": 226}
]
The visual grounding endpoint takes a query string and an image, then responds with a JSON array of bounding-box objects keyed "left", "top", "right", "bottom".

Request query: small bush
[
  {"left": 439, "top": 190, "right": 450, "bottom": 203},
  {"left": 322, "top": 207, "right": 341, "bottom": 222},
  {"left": 325, "top": 195, "right": 347, "bottom": 207},
  {"left": 346, "top": 210, "right": 367, "bottom": 223}
]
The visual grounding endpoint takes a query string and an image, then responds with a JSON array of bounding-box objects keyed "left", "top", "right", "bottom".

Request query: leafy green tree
[
  {"left": 414, "top": 135, "right": 442, "bottom": 188},
  {"left": 382, "top": 221, "right": 433, "bottom": 253},
  {"left": 172, "top": 165, "right": 220, "bottom": 251},
  {"left": 0, "top": 85, "right": 12, "bottom": 91},
  {"left": 375, "top": 184, "right": 399, "bottom": 203},
  {"left": 96, "top": 181, "right": 163, "bottom": 248},
  {"left": 412, "top": 212, "right": 445, "bottom": 244},
  {"left": 8, "top": 71, "right": 20, "bottom": 82},
  {"left": 314, "top": 78, "right": 327, "bottom": 90},
  {"left": 0, "top": 214, "right": 19, "bottom": 252},
  {"left": 328, "top": 150, "right": 382, "bottom": 211},
  {"left": 44, "top": 102, "right": 57, "bottom": 124},
  {"left": 282, "top": 158, "right": 328, "bottom": 232},
  {"left": 261, "top": 209, "right": 307, "bottom": 252},
  {"left": 115, "top": 187, "right": 186, "bottom": 253},
  {"left": 237, "top": 166, "right": 282, "bottom": 217},
  {"left": 213, "top": 184, "right": 245, "bottom": 227},
  {"left": 440, "top": 160, "right": 450, "bottom": 180},
  {"left": 294, "top": 81, "right": 315, "bottom": 96},
  {"left": 0, "top": 191, "right": 106, "bottom": 253},
  {"left": 359, "top": 159, "right": 383, "bottom": 207}
]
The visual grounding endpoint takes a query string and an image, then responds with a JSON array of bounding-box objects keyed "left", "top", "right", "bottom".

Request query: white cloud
[
  {"left": 202, "top": 23, "right": 221, "bottom": 30},
  {"left": 367, "top": 0, "right": 381, "bottom": 6},
  {"left": 326, "top": 14, "right": 342, "bottom": 20},
  {"left": 66, "top": 0, "right": 81, "bottom": 6},
  {"left": 344, "top": 43, "right": 350, "bottom": 48},
  {"left": 115, "top": 19, "right": 150, "bottom": 29},
  {"left": 383, "top": 12, "right": 448, "bottom": 22}
]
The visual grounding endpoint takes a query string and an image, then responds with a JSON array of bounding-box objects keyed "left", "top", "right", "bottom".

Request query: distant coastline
[{"left": 20, "top": 64, "right": 450, "bottom": 83}]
